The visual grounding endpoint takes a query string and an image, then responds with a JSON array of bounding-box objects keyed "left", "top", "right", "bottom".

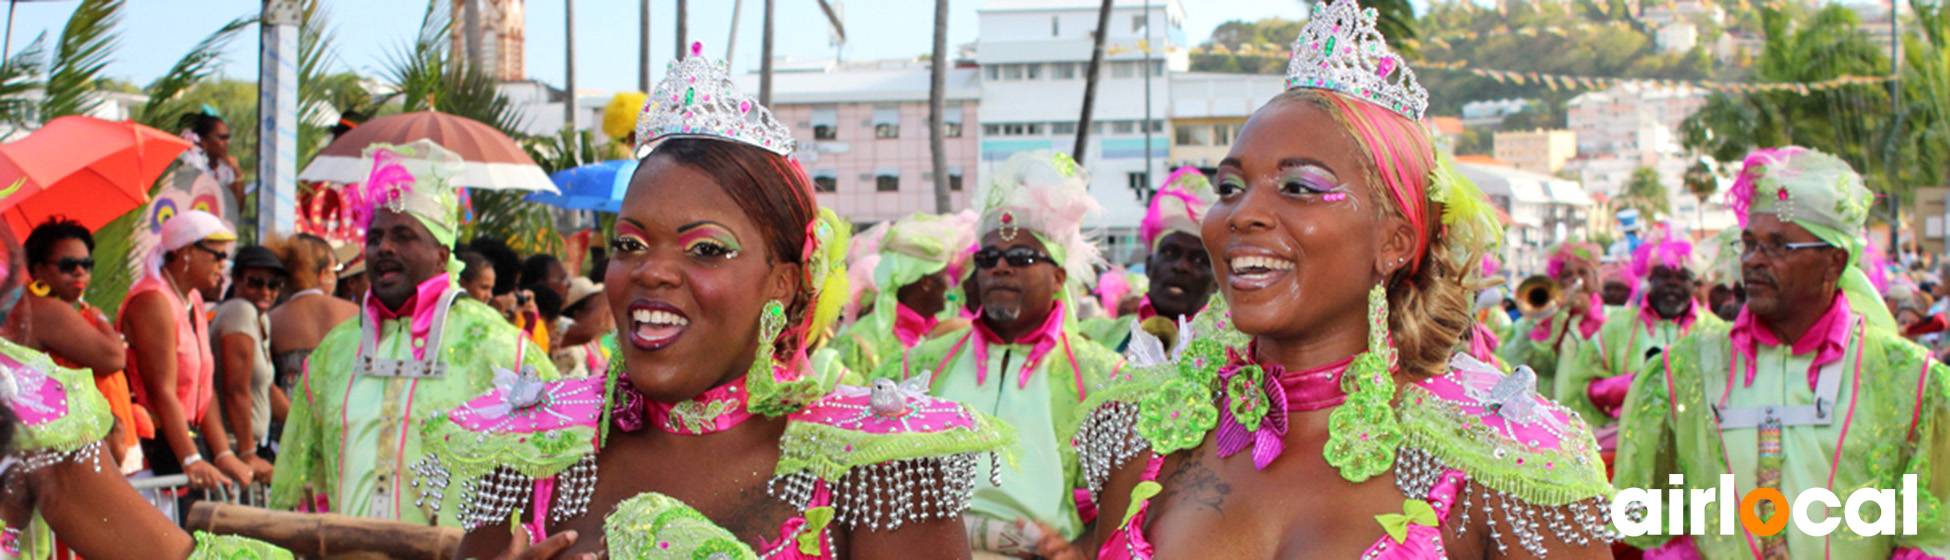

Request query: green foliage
[
  {"left": 1619, "top": 166, "right": 1671, "bottom": 219},
  {"left": 39, "top": 0, "right": 122, "bottom": 120},
  {"left": 1455, "top": 127, "right": 1490, "bottom": 155},
  {"left": 297, "top": 0, "right": 348, "bottom": 173},
  {"left": 0, "top": 36, "right": 47, "bottom": 126}
]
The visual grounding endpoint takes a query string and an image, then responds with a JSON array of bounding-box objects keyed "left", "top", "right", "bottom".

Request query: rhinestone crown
[
  {"left": 636, "top": 42, "right": 797, "bottom": 158},
  {"left": 1285, "top": 0, "right": 1429, "bottom": 121}
]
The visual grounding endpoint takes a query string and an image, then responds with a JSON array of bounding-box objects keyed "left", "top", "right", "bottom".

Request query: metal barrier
[{"left": 125, "top": 475, "right": 270, "bottom": 525}]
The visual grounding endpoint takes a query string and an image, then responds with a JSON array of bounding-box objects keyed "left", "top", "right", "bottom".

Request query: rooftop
[{"left": 731, "top": 64, "right": 982, "bottom": 104}]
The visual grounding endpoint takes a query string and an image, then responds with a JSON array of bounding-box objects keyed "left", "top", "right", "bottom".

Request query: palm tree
[
  {"left": 927, "top": 0, "right": 950, "bottom": 213},
  {"left": 1683, "top": 160, "right": 1716, "bottom": 231},
  {"left": 37, "top": 0, "right": 121, "bottom": 121},
  {"left": 1073, "top": 0, "right": 1115, "bottom": 163},
  {"left": 1619, "top": 166, "right": 1670, "bottom": 220}
]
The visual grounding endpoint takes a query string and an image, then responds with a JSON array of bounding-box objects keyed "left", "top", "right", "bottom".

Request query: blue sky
[{"left": 0, "top": 0, "right": 1298, "bottom": 93}]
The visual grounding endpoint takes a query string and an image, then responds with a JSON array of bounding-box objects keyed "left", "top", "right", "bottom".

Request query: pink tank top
[{"left": 121, "top": 275, "right": 215, "bottom": 424}]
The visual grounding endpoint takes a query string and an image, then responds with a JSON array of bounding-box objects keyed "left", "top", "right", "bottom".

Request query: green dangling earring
[
  {"left": 745, "top": 300, "right": 820, "bottom": 417},
  {"left": 1323, "top": 282, "right": 1403, "bottom": 483}
]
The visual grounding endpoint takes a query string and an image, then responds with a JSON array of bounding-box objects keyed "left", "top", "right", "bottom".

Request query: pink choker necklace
[{"left": 635, "top": 378, "right": 758, "bottom": 435}]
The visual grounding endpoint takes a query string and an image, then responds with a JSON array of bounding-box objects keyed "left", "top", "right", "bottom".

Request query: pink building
[{"left": 737, "top": 60, "right": 982, "bottom": 225}]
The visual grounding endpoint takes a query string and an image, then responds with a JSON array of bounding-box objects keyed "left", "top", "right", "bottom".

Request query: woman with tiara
[
  {"left": 1069, "top": 2, "right": 1614, "bottom": 557},
  {"left": 0, "top": 229, "right": 288, "bottom": 559},
  {"left": 413, "top": 44, "right": 1014, "bottom": 560}
]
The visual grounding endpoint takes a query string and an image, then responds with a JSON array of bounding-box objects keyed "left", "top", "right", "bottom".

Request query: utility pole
[
  {"left": 1142, "top": 0, "right": 1154, "bottom": 201},
  {"left": 565, "top": 0, "right": 577, "bottom": 130},
  {"left": 463, "top": 0, "right": 483, "bottom": 70},
  {"left": 1890, "top": 4, "right": 1903, "bottom": 253},
  {"left": 928, "top": 0, "right": 950, "bottom": 213},
  {"left": 760, "top": 0, "right": 775, "bottom": 106},
  {"left": 675, "top": 0, "right": 687, "bottom": 57},
  {"left": 1072, "top": 0, "right": 1115, "bottom": 164},
  {"left": 727, "top": 0, "right": 744, "bottom": 61},
  {"left": 639, "top": 0, "right": 651, "bottom": 93}
]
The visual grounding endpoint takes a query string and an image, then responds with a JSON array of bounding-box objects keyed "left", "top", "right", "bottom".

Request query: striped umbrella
[{"left": 299, "top": 111, "right": 556, "bottom": 193}]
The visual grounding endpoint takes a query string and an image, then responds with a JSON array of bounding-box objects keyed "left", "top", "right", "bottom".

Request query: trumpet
[{"left": 1515, "top": 275, "right": 1563, "bottom": 320}]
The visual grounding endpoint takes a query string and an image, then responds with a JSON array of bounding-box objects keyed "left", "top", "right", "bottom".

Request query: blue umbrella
[{"left": 526, "top": 159, "right": 637, "bottom": 212}]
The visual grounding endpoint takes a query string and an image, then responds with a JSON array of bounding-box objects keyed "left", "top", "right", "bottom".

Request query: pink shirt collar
[
  {"left": 362, "top": 273, "right": 452, "bottom": 361},
  {"left": 1729, "top": 291, "right": 1853, "bottom": 389},
  {"left": 1637, "top": 297, "right": 1700, "bottom": 332},
  {"left": 891, "top": 303, "right": 940, "bottom": 348},
  {"left": 1136, "top": 296, "right": 1158, "bottom": 321},
  {"left": 969, "top": 300, "right": 1067, "bottom": 389}
]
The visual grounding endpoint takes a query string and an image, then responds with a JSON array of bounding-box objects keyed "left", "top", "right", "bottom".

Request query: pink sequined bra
[{"left": 413, "top": 367, "right": 1017, "bottom": 559}]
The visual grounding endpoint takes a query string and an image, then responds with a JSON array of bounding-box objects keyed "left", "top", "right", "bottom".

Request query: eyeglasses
[
  {"left": 190, "top": 242, "right": 229, "bottom": 262},
  {"left": 973, "top": 247, "right": 1053, "bottom": 269},
  {"left": 240, "top": 275, "right": 285, "bottom": 291},
  {"left": 1739, "top": 238, "right": 1831, "bottom": 259},
  {"left": 50, "top": 257, "right": 94, "bottom": 274}
]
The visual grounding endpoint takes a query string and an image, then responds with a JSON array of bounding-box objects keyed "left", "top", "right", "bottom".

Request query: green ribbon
[
  {"left": 1374, "top": 499, "right": 1437, "bottom": 544},
  {"left": 1121, "top": 481, "right": 1163, "bottom": 527},
  {"left": 797, "top": 506, "right": 835, "bottom": 555}
]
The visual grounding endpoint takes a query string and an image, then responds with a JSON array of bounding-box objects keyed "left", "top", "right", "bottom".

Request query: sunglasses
[
  {"left": 973, "top": 247, "right": 1053, "bottom": 269},
  {"left": 191, "top": 242, "right": 229, "bottom": 262},
  {"left": 49, "top": 257, "right": 94, "bottom": 274},
  {"left": 240, "top": 275, "right": 285, "bottom": 291}
]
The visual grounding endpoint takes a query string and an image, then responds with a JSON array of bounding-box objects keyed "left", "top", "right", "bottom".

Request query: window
[
  {"left": 1111, "top": 61, "right": 1137, "bottom": 79},
  {"left": 1152, "top": 60, "right": 1165, "bottom": 76},
  {"left": 876, "top": 173, "right": 900, "bottom": 192},
  {"left": 1052, "top": 122, "right": 1077, "bottom": 135},
  {"left": 873, "top": 105, "right": 900, "bottom": 139},
  {"left": 1024, "top": 123, "right": 1043, "bottom": 135},
  {"left": 949, "top": 166, "right": 964, "bottom": 191},
  {"left": 812, "top": 168, "right": 838, "bottom": 193},
  {"left": 811, "top": 106, "right": 838, "bottom": 140},
  {"left": 1002, "top": 65, "right": 1024, "bottom": 80},
  {"left": 1051, "top": 62, "right": 1078, "bottom": 79},
  {"left": 1092, "top": 122, "right": 1106, "bottom": 135},
  {"left": 1052, "top": 16, "right": 1060, "bottom": 37},
  {"left": 1128, "top": 171, "right": 1149, "bottom": 191},
  {"left": 983, "top": 124, "right": 1002, "bottom": 136},
  {"left": 1023, "top": 63, "right": 1041, "bottom": 80},
  {"left": 1212, "top": 123, "right": 1235, "bottom": 146},
  {"left": 1112, "top": 121, "right": 1135, "bottom": 134},
  {"left": 1132, "top": 14, "right": 1148, "bottom": 33},
  {"left": 943, "top": 103, "right": 963, "bottom": 137},
  {"left": 1148, "top": 120, "right": 1164, "bottom": 133},
  {"left": 984, "top": 66, "right": 1000, "bottom": 81},
  {"left": 1175, "top": 125, "right": 1209, "bottom": 146}
]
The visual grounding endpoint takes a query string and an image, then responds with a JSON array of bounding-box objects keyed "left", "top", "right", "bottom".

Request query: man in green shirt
[
  {"left": 1615, "top": 147, "right": 1947, "bottom": 559},
  {"left": 1558, "top": 224, "right": 1724, "bottom": 428}
]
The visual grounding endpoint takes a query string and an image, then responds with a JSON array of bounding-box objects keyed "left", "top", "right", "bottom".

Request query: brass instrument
[{"left": 1516, "top": 275, "right": 1562, "bottom": 320}]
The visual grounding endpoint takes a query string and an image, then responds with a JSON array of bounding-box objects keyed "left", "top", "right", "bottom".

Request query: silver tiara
[
  {"left": 1285, "top": 0, "right": 1429, "bottom": 121},
  {"left": 635, "top": 42, "right": 797, "bottom": 158}
]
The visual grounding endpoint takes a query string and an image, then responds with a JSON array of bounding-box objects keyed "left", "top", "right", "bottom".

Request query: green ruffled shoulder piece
[
  {"left": 186, "top": 531, "right": 294, "bottom": 560},
  {"left": 417, "top": 375, "right": 604, "bottom": 482},
  {"left": 604, "top": 493, "right": 758, "bottom": 560},
  {"left": 1394, "top": 360, "right": 1612, "bottom": 507},
  {"left": 0, "top": 339, "right": 111, "bottom": 455},
  {"left": 1122, "top": 295, "right": 1248, "bottom": 456}
]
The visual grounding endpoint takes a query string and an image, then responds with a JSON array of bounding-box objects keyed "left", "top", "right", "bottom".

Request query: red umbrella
[
  {"left": 0, "top": 116, "right": 191, "bottom": 237},
  {"left": 299, "top": 111, "right": 555, "bottom": 193}
]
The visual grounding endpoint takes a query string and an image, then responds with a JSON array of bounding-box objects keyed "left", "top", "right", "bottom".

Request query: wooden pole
[{"left": 188, "top": 503, "right": 464, "bottom": 560}]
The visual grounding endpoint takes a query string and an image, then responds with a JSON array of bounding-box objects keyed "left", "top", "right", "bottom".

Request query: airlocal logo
[{"left": 1611, "top": 474, "right": 1922, "bottom": 537}]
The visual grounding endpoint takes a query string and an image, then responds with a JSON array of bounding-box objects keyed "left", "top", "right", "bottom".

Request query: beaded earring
[{"left": 1323, "top": 282, "right": 1403, "bottom": 482}]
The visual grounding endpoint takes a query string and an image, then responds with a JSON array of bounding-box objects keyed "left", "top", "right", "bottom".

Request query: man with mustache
[
  {"left": 1556, "top": 224, "right": 1723, "bottom": 429},
  {"left": 829, "top": 212, "right": 970, "bottom": 374},
  {"left": 1615, "top": 147, "right": 1948, "bottom": 559},
  {"left": 270, "top": 144, "right": 554, "bottom": 526},
  {"left": 1499, "top": 240, "right": 1607, "bottom": 398},
  {"left": 876, "top": 151, "right": 1122, "bottom": 559},
  {"left": 1081, "top": 167, "right": 1218, "bottom": 352}
]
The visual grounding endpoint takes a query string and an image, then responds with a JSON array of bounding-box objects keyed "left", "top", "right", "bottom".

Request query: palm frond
[
  {"left": 380, "top": 0, "right": 453, "bottom": 113},
  {"left": 0, "top": 34, "right": 48, "bottom": 126},
  {"left": 297, "top": 0, "right": 345, "bottom": 171},
  {"left": 39, "top": 0, "right": 123, "bottom": 120},
  {"left": 137, "top": 14, "right": 255, "bottom": 130}
]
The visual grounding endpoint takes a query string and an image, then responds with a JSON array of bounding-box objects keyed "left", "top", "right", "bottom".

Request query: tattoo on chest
[{"left": 1158, "top": 449, "right": 1231, "bottom": 515}]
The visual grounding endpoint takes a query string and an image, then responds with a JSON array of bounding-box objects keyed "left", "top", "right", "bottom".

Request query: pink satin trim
[
  {"left": 1528, "top": 294, "right": 1605, "bottom": 343},
  {"left": 362, "top": 273, "right": 453, "bottom": 361},
  {"left": 970, "top": 301, "right": 1067, "bottom": 389},
  {"left": 1729, "top": 291, "right": 1851, "bottom": 389},
  {"left": 891, "top": 304, "right": 939, "bottom": 348}
]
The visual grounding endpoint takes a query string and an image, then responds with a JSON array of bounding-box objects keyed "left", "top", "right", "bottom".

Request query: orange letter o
[{"left": 1739, "top": 488, "right": 1790, "bottom": 537}]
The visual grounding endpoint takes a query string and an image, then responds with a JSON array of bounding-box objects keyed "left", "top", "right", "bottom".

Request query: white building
[
  {"left": 1457, "top": 160, "right": 1593, "bottom": 276},
  {"left": 1656, "top": 22, "right": 1699, "bottom": 53},
  {"left": 1167, "top": 72, "right": 1286, "bottom": 169},
  {"left": 1565, "top": 83, "right": 1705, "bottom": 160},
  {"left": 1461, "top": 98, "right": 1530, "bottom": 128},
  {"left": 498, "top": 80, "right": 611, "bottom": 139},
  {"left": 976, "top": 0, "right": 1188, "bottom": 254}
]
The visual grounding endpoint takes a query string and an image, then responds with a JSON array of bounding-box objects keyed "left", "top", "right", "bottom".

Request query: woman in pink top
[
  {"left": 121, "top": 210, "right": 253, "bottom": 490},
  {"left": 1069, "top": 2, "right": 1614, "bottom": 558}
]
